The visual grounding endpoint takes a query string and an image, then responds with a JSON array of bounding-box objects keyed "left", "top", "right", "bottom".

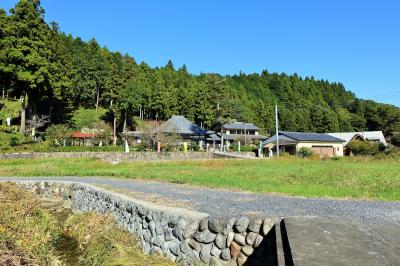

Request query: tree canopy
[{"left": 1, "top": 0, "right": 400, "bottom": 137}]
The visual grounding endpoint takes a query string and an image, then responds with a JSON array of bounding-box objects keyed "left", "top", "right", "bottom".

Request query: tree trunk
[
  {"left": 95, "top": 86, "right": 100, "bottom": 111},
  {"left": 48, "top": 101, "right": 53, "bottom": 123},
  {"left": 2, "top": 88, "right": 4, "bottom": 99},
  {"left": 20, "top": 91, "right": 27, "bottom": 133},
  {"left": 157, "top": 141, "right": 161, "bottom": 154},
  {"left": 123, "top": 111, "right": 127, "bottom": 133},
  {"left": 32, "top": 104, "right": 37, "bottom": 124},
  {"left": 113, "top": 114, "right": 117, "bottom": 146}
]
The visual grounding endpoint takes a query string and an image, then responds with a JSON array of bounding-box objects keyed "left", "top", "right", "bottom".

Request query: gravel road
[{"left": 2, "top": 176, "right": 399, "bottom": 226}]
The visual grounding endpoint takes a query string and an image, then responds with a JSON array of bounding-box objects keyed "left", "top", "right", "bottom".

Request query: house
[
  {"left": 263, "top": 131, "right": 345, "bottom": 157},
  {"left": 157, "top": 115, "right": 208, "bottom": 143},
  {"left": 221, "top": 122, "right": 267, "bottom": 146},
  {"left": 327, "top": 131, "right": 387, "bottom": 156},
  {"left": 125, "top": 115, "right": 211, "bottom": 148}
]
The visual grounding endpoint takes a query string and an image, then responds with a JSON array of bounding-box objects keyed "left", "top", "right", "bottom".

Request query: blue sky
[{"left": 2, "top": 0, "right": 400, "bottom": 106}]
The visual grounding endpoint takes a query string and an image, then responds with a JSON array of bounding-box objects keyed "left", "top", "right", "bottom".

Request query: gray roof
[
  {"left": 159, "top": 115, "right": 207, "bottom": 135},
  {"left": 263, "top": 134, "right": 299, "bottom": 146},
  {"left": 280, "top": 131, "right": 345, "bottom": 142},
  {"left": 263, "top": 131, "right": 345, "bottom": 146},
  {"left": 222, "top": 133, "right": 267, "bottom": 141},
  {"left": 206, "top": 133, "right": 221, "bottom": 141},
  {"left": 327, "top": 131, "right": 387, "bottom": 146},
  {"left": 223, "top": 122, "right": 260, "bottom": 130}
]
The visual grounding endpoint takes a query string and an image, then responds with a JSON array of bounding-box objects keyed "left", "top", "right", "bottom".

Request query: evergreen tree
[
  {"left": 5, "top": 0, "right": 54, "bottom": 132},
  {"left": 1, "top": 0, "right": 400, "bottom": 139}
]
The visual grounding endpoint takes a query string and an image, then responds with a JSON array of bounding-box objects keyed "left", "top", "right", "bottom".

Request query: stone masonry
[
  {"left": 0, "top": 151, "right": 212, "bottom": 161},
  {"left": 14, "top": 181, "right": 276, "bottom": 266}
]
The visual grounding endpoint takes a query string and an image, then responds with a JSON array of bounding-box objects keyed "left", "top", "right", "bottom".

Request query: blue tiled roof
[{"left": 280, "top": 131, "right": 345, "bottom": 142}]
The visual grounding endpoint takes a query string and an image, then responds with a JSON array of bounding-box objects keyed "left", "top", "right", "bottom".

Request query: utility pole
[{"left": 275, "top": 104, "right": 279, "bottom": 157}]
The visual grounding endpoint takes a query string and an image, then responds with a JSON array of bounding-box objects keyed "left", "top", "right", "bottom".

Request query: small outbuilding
[
  {"left": 263, "top": 131, "right": 345, "bottom": 157},
  {"left": 71, "top": 131, "right": 97, "bottom": 146},
  {"left": 327, "top": 131, "right": 387, "bottom": 156}
]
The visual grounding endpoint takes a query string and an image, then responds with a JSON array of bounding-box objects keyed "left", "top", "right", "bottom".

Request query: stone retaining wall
[
  {"left": 14, "top": 181, "right": 276, "bottom": 266},
  {"left": 0, "top": 151, "right": 212, "bottom": 161}
]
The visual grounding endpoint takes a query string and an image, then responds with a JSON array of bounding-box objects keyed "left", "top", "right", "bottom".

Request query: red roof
[{"left": 72, "top": 132, "right": 97, "bottom": 138}]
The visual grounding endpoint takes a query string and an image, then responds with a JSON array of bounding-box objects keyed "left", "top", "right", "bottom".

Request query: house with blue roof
[{"left": 263, "top": 131, "right": 346, "bottom": 157}]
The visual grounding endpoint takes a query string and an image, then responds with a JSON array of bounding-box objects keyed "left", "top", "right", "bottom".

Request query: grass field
[{"left": 0, "top": 157, "right": 399, "bottom": 201}]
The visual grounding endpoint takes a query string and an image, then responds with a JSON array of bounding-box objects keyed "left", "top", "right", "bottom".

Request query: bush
[
  {"left": 297, "top": 147, "right": 313, "bottom": 158},
  {"left": 391, "top": 133, "right": 400, "bottom": 147},
  {"left": 280, "top": 152, "right": 290, "bottom": 157},
  {"left": 46, "top": 124, "right": 71, "bottom": 146},
  {"left": 347, "top": 140, "right": 384, "bottom": 156},
  {"left": 0, "top": 132, "right": 25, "bottom": 148},
  {"left": 92, "top": 121, "right": 112, "bottom": 145}
]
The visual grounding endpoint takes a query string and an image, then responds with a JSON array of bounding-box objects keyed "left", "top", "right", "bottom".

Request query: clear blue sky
[{"left": 2, "top": 0, "right": 400, "bottom": 106}]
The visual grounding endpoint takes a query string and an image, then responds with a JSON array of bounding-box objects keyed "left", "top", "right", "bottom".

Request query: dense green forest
[{"left": 1, "top": 0, "right": 400, "bottom": 137}]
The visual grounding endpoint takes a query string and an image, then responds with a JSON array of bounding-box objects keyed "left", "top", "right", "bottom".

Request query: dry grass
[
  {"left": 0, "top": 183, "right": 175, "bottom": 266},
  {"left": 64, "top": 213, "right": 174, "bottom": 266},
  {"left": 0, "top": 182, "right": 61, "bottom": 265}
]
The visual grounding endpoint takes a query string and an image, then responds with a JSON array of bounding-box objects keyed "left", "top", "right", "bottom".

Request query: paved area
[
  {"left": 1, "top": 176, "right": 399, "bottom": 226},
  {"left": 283, "top": 217, "right": 400, "bottom": 266},
  {"left": 1, "top": 176, "right": 399, "bottom": 265}
]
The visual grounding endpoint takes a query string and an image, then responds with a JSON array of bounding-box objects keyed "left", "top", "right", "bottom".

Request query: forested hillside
[{"left": 1, "top": 0, "right": 400, "bottom": 136}]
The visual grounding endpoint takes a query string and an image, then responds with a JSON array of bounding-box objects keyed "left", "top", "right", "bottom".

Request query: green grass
[
  {"left": 72, "top": 107, "right": 107, "bottom": 129},
  {"left": 0, "top": 157, "right": 399, "bottom": 201}
]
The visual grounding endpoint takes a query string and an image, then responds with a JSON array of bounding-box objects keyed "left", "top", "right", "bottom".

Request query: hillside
[{"left": 1, "top": 0, "right": 400, "bottom": 136}]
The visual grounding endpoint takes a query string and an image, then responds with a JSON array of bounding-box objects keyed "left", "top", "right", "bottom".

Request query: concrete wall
[
  {"left": 0, "top": 151, "right": 212, "bottom": 161},
  {"left": 14, "top": 181, "right": 277, "bottom": 266}
]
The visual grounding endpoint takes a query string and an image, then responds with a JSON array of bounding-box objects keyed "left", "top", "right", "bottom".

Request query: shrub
[
  {"left": 0, "top": 132, "right": 25, "bottom": 148},
  {"left": 347, "top": 140, "right": 383, "bottom": 156},
  {"left": 297, "top": 147, "right": 313, "bottom": 158},
  {"left": 92, "top": 121, "right": 112, "bottom": 145},
  {"left": 309, "top": 153, "right": 322, "bottom": 160},
  {"left": 391, "top": 133, "right": 400, "bottom": 147},
  {"left": 331, "top": 156, "right": 341, "bottom": 161},
  {"left": 46, "top": 124, "right": 71, "bottom": 146},
  {"left": 383, "top": 144, "right": 400, "bottom": 158},
  {"left": 280, "top": 152, "right": 290, "bottom": 157}
]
